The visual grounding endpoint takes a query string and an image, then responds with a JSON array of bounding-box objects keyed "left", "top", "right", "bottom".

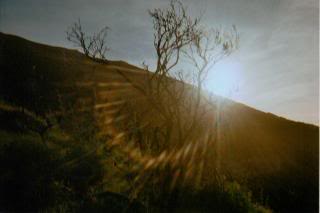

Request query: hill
[{"left": 0, "top": 32, "right": 318, "bottom": 212}]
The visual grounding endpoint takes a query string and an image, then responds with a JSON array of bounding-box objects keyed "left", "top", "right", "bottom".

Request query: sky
[{"left": 0, "top": 0, "right": 318, "bottom": 125}]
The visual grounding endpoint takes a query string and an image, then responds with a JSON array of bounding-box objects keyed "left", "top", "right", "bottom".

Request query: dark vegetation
[
  {"left": 0, "top": 1, "right": 318, "bottom": 212},
  {"left": 66, "top": 19, "right": 110, "bottom": 61},
  {"left": 1, "top": 31, "right": 318, "bottom": 213}
]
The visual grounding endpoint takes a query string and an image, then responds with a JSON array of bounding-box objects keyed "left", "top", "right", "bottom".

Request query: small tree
[
  {"left": 182, "top": 26, "right": 239, "bottom": 140},
  {"left": 145, "top": 0, "right": 238, "bottom": 146},
  {"left": 114, "top": 0, "right": 239, "bottom": 159},
  {"left": 66, "top": 19, "right": 110, "bottom": 60},
  {"left": 104, "top": 0, "right": 239, "bottom": 207},
  {"left": 149, "top": 0, "right": 202, "bottom": 76}
]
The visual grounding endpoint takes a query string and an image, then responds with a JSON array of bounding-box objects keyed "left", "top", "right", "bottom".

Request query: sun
[{"left": 205, "top": 61, "right": 242, "bottom": 99}]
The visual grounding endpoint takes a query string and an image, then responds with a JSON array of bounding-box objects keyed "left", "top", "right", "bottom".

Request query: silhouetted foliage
[{"left": 0, "top": 131, "right": 106, "bottom": 212}]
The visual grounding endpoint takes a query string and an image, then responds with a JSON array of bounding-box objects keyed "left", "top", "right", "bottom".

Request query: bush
[
  {"left": 0, "top": 132, "right": 104, "bottom": 212},
  {"left": 146, "top": 180, "right": 271, "bottom": 213}
]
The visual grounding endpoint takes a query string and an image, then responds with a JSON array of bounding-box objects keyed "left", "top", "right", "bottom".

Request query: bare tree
[
  {"left": 186, "top": 26, "right": 239, "bottom": 90},
  {"left": 106, "top": 0, "right": 239, "bottom": 204},
  {"left": 149, "top": 0, "right": 202, "bottom": 76},
  {"left": 66, "top": 19, "right": 110, "bottom": 60},
  {"left": 145, "top": 0, "right": 239, "bottom": 146},
  {"left": 145, "top": 1, "right": 202, "bottom": 142},
  {"left": 115, "top": 0, "right": 239, "bottom": 152},
  {"left": 181, "top": 26, "right": 239, "bottom": 142}
]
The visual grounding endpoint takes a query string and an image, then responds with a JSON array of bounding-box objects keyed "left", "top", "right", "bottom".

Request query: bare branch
[
  {"left": 149, "top": 0, "right": 202, "bottom": 76},
  {"left": 66, "top": 19, "right": 110, "bottom": 60}
]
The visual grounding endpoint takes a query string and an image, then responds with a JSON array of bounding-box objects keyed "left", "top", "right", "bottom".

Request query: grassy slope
[{"left": 0, "top": 32, "right": 318, "bottom": 212}]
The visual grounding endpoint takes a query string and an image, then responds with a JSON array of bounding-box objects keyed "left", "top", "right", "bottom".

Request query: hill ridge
[
  {"left": 1, "top": 31, "right": 317, "bottom": 128},
  {"left": 0, "top": 31, "right": 319, "bottom": 213}
]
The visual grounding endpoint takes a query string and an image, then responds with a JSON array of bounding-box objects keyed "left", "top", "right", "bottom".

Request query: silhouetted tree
[
  {"left": 66, "top": 19, "right": 110, "bottom": 60},
  {"left": 114, "top": 1, "right": 239, "bottom": 207},
  {"left": 182, "top": 26, "right": 239, "bottom": 141},
  {"left": 145, "top": 0, "right": 239, "bottom": 146},
  {"left": 149, "top": 0, "right": 202, "bottom": 76}
]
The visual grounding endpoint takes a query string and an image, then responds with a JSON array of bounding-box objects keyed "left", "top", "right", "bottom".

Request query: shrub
[
  {"left": 146, "top": 180, "right": 271, "bottom": 213},
  {"left": 0, "top": 132, "right": 104, "bottom": 212}
]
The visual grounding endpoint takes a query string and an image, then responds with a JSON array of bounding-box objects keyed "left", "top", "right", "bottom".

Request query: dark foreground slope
[{"left": 0, "top": 32, "right": 318, "bottom": 212}]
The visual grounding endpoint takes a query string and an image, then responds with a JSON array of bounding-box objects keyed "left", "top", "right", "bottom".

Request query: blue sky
[{"left": 0, "top": 0, "right": 318, "bottom": 125}]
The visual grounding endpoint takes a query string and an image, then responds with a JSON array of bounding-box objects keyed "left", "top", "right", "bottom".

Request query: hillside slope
[{"left": 0, "top": 32, "right": 318, "bottom": 212}]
